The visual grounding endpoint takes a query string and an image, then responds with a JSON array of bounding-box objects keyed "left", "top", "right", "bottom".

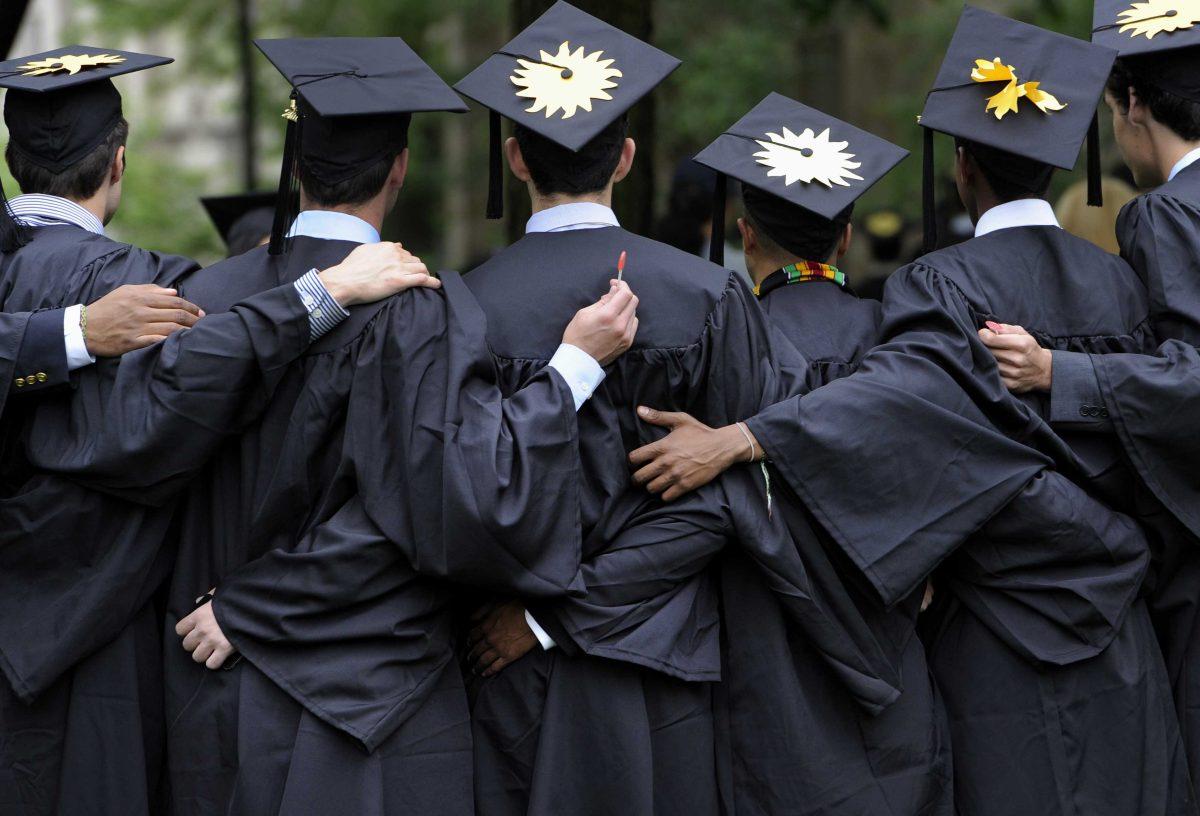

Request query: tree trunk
[
  {"left": 508, "top": 0, "right": 656, "bottom": 243},
  {"left": 237, "top": 0, "right": 258, "bottom": 190},
  {"left": 0, "top": 0, "right": 31, "bottom": 60}
]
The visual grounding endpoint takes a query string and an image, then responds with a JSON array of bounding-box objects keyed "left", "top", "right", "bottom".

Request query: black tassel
[
  {"left": 486, "top": 111, "right": 504, "bottom": 220},
  {"left": 1087, "top": 112, "right": 1103, "bottom": 208},
  {"left": 268, "top": 96, "right": 300, "bottom": 256},
  {"left": 922, "top": 126, "right": 937, "bottom": 255},
  {"left": 709, "top": 172, "right": 727, "bottom": 266},
  {"left": 0, "top": 177, "right": 28, "bottom": 254}
]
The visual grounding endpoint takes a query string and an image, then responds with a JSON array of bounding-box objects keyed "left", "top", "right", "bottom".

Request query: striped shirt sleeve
[{"left": 293, "top": 269, "right": 350, "bottom": 342}]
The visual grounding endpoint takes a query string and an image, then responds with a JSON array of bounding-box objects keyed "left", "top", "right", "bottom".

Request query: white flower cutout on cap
[
  {"left": 511, "top": 41, "right": 622, "bottom": 119},
  {"left": 753, "top": 126, "right": 864, "bottom": 188}
]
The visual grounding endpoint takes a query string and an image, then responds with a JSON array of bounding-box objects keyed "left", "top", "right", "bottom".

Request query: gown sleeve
[
  {"left": 523, "top": 485, "right": 732, "bottom": 683},
  {"left": 703, "top": 276, "right": 909, "bottom": 714},
  {"left": 1090, "top": 340, "right": 1200, "bottom": 539},
  {"left": 19, "top": 283, "right": 312, "bottom": 505},
  {"left": 744, "top": 263, "right": 1053, "bottom": 608},
  {"left": 212, "top": 275, "right": 589, "bottom": 751},
  {"left": 9, "top": 309, "right": 68, "bottom": 400}
]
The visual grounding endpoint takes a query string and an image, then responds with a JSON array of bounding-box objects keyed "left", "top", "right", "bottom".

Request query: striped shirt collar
[
  {"left": 526, "top": 202, "right": 620, "bottom": 234},
  {"left": 8, "top": 194, "right": 105, "bottom": 236}
]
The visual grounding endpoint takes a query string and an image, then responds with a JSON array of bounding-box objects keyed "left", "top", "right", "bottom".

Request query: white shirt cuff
[
  {"left": 547, "top": 343, "right": 605, "bottom": 411},
  {"left": 524, "top": 609, "right": 557, "bottom": 651},
  {"left": 63, "top": 304, "right": 96, "bottom": 370}
]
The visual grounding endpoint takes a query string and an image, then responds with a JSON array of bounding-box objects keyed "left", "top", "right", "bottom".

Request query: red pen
[{"left": 617, "top": 250, "right": 627, "bottom": 282}]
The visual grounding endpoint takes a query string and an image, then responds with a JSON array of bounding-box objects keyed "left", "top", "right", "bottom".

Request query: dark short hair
[
  {"left": 1107, "top": 59, "right": 1200, "bottom": 142},
  {"left": 6, "top": 118, "right": 128, "bottom": 200},
  {"left": 514, "top": 114, "right": 628, "bottom": 196},
  {"left": 299, "top": 115, "right": 410, "bottom": 208},
  {"left": 955, "top": 137, "right": 1054, "bottom": 203},
  {"left": 743, "top": 185, "right": 853, "bottom": 262}
]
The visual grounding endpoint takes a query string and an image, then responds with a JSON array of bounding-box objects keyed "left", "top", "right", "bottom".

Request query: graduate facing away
[
  {"left": 980, "top": 0, "right": 1200, "bottom": 794},
  {"left": 146, "top": 35, "right": 638, "bottom": 816},
  {"left": 456, "top": 4, "right": 943, "bottom": 815},
  {"left": 632, "top": 7, "right": 1195, "bottom": 815}
]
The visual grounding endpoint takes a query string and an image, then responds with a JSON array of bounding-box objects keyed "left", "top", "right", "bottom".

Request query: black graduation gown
[
  {"left": 0, "top": 224, "right": 337, "bottom": 816},
  {"left": 747, "top": 227, "right": 1193, "bottom": 815},
  {"left": 462, "top": 228, "right": 915, "bottom": 816},
  {"left": 0, "top": 225, "right": 195, "bottom": 816},
  {"left": 1085, "top": 162, "right": 1200, "bottom": 789},
  {"left": 714, "top": 274, "right": 952, "bottom": 816},
  {"left": 162, "top": 237, "right": 588, "bottom": 816}
]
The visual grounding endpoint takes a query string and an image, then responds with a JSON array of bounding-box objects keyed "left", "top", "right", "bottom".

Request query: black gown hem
[{"left": 218, "top": 609, "right": 458, "bottom": 754}]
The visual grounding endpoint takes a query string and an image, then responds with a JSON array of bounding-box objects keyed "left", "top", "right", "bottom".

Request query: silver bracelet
[{"left": 735, "top": 422, "right": 758, "bottom": 464}]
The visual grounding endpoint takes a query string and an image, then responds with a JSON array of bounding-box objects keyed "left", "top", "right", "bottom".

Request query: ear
[
  {"left": 1127, "top": 86, "right": 1149, "bottom": 128},
  {"left": 505, "top": 136, "right": 532, "bottom": 183},
  {"left": 611, "top": 138, "right": 637, "bottom": 184},
  {"left": 954, "top": 145, "right": 972, "bottom": 188},
  {"left": 737, "top": 216, "right": 756, "bottom": 254},
  {"left": 836, "top": 222, "right": 853, "bottom": 260},
  {"left": 111, "top": 145, "right": 126, "bottom": 184},
  {"left": 389, "top": 148, "right": 410, "bottom": 189}
]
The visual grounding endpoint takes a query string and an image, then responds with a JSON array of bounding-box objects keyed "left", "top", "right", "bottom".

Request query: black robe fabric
[
  {"left": 0, "top": 225, "right": 196, "bottom": 816},
  {"left": 1088, "top": 162, "right": 1200, "bottom": 790},
  {"left": 462, "top": 228, "right": 918, "bottom": 816},
  {"left": 748, "top": 227, "right": 1192, "bottom": 815},
  {"left": 718, "top": 275, "right": 952, "bottom": 816},
  {"left": 161, "top": 237, "right": 588, "bottom": 816}
]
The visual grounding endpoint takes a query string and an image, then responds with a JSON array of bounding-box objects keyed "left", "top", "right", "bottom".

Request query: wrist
[
  {"left": 317, "top": 267, "right": 352, "bottom": 308},
  {"left": 1037, "top": 347, "right": 1054, "bottom": 392},
  {"left": 720, "top": 423, "right": 754, "bottom": 467}
]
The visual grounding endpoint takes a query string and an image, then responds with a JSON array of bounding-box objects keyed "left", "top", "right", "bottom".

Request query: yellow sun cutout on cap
[
  {"left": 1117, "top": 0, "right": 1200, "bottom": 38},
  {"left": 19, "top": 53, "right": 126, "bottom": 77},
  {"left": 510, "top": 41, "right": 622, "bottom": 119},
  {"left": 753, "top": 127, "right": 864, "bottom": 188}
]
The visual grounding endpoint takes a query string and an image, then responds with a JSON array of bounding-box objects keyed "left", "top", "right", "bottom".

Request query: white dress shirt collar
[
  {"left": 1168, "top": 146, "right": 1200, "bottom": 182},
  {"left": 8, "top": 194, "right": 105, "bottom": 236},
  {"left": 526, "top": 202, "right": 620, "bottom": 234},
  {"left": 288, "top": 210, "right": 381, "bottom": 245},
  {"left": 974, "top": 198, "right": 1060, "bottom": 238}
]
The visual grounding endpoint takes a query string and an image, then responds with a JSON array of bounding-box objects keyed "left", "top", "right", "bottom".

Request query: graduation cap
[
  {"left": 0, "top": 46, "right": 171, "bottom": 251},
  {"left": 694, "top": 92, "right": 909, "bottom": 265},
  {"left": 255, "top": 37, "right": 468, "bottom": 254},
  {"left": 454, "top": 0, "right": 680, "bottom": 219},
  {"left": 919, "top": 6, "right": 1117, "bottom": 251},
  {"left": 201, "top": 192, "right": 277, "bottom": 257},
  {"left": 1093, "top": 0, "right": 1200, "bottom": 103}
]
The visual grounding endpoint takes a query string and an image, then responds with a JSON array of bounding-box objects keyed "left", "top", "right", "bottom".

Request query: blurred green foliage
[{"left": 17, "top": 0, "right": 1106, "bottom": 264}]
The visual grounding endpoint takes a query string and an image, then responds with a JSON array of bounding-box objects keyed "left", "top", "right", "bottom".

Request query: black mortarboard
[
  {"left": 454, "top": 1, "right": 680, "bottom": 219},
  {"left": 1093, "top": 0, "right": 1200, "bottom": 103},
  {"left": 201, "top": 192, "right": 276, "bottom": 257},
  {"left": 255, "top": 37, "right": 467, "bottom": 254},
  {"left": 695, "top": 93, "right": 908, "bottom": 265},
  {"left": 918, "top": 6, "right": 1117, "bottom": 250},
  {"left": 0, "top": 46, "right": 171, "bottom": 251}
]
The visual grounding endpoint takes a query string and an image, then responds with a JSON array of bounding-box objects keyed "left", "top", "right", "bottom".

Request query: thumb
[{"left": 637, "top": 406, "right": 684, "bottom": 429}]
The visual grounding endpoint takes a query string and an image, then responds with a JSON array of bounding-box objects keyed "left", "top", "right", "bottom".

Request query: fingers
[
  {"left": 472, "top": 647, "right": 499, "bottom": 674},
  {"left": 602, "top": 281, "right": 634, "bottom": 314},
  {"left": 628, "top": 441, "right": 660, "bottom": 467},
  {"left": 191, "top": 641, "right": 215, "bottom": 664},
  {"left": 979, "top": 332, "right": 1033, "bottom": 352},
  {"left": 181, "top": 627, "right": 205, "bottom": 652},
  {"left": 146, "top": 294, "right": 203, "bottom": 318},
  {"left": 481, "top": 657, "right": 509, "bottom": 678},
  {"left": 131, "top": 336, "right": 169, "bottom": 349},
  {"left": 139, "top": 321, "right": 193, "bottom": 338},
  {"left": 175, "top": 614, "right": 197, "bottom": 638},
  {"left": 631, "top": 459, "right": 667, "bottom": 487},
  {"left": 206, "top": 644, "right": 234, "bottom": 671},
  {"left": 636, "top": 406, "right": 686, "bottom": 430},
  {"left": 470, "top": 603, "right": 497, "bottom": 622}
]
